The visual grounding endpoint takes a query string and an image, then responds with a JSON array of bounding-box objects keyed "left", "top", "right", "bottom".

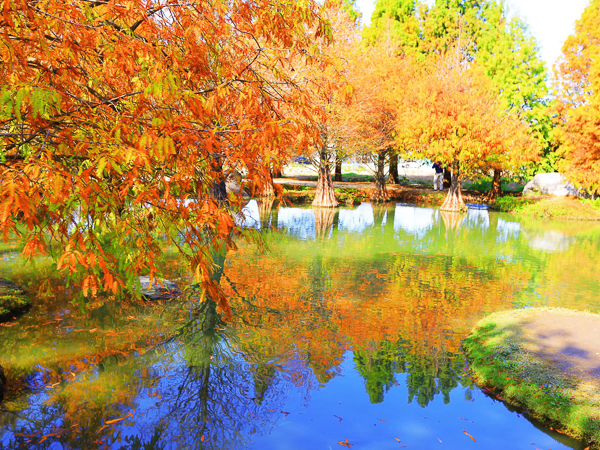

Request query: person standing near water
[{"left": 432, "top": 161, "right": 444, "bottom": 191}]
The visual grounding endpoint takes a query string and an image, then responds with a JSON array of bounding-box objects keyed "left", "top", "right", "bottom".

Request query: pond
[{"left": 1, "top": 201, "right": 600, "bottom": 449}]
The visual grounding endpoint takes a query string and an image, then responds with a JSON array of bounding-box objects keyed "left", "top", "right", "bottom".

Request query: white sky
[{"left": 354, "top": 0, "right": 591, "bottom": 72}]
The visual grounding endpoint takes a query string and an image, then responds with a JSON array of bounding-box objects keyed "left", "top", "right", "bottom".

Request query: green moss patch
[
  {"left": 0, "top": 281, "right": 32, "bottom": 320},
  {"left": 464, "top": 307, "right": 600, "bottom": 448}
]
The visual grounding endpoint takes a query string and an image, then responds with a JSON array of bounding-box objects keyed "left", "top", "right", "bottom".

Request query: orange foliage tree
[
  {"left": 294, "top": 0, "right": 356, "bottom": 208},
  {"left": 397, "top": 51, "right": 538, "bottom": 211},
  {"left": 0, "top": 0, "right": 332, "bottom": 310},
  {"left": 343, "top": 33, "right": 412, "bottom": 201},
  {"left": 555, "top": 0, "right": 600, "bottom": 196}
]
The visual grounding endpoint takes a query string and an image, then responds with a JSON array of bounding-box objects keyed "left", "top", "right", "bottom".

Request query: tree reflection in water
[{"left": 2, "top": 202, "right": 600, "bottom": 448}]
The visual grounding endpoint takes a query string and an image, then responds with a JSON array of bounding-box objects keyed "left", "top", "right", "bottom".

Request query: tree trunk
[
  {"left": 487, "top": 169, "right": 502, "bottom": 203},
  {"left": 209, "top": 154, "right": 228, "bottom": 203},
  {"left": 388, "top": 152, "right": 399, "bottom": 185},
  {"left": 272, "top": 164, "right": 283, "bottom": 179},
  {"left": 371, "top": 149, "right": 389, "bottom": 202},
  {"left": 440, "top": 164, "right": 466, "bottom": 212},
  {"left": 443, "top": 168, "right": 451, "bottom": 189},
  {"left": 256, "top": 170, "right": 275, "bottom": 197},
  {"left": 312, "top": 151, "right": 338, "bottom": 208},
  {"left": 334, "top": 154, "right": 342, "bottom": 182}
]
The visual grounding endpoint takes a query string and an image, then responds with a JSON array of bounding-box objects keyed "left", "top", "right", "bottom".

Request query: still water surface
[{"left": 1, "top": 201, "right": 600, "bottom": 449}]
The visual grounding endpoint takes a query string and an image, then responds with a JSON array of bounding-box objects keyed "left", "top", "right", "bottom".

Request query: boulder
[
  {"left": 139, "top": 276, "right": 182, "bottom": 300},
  {"left": 523, "top": 173, "right": 580, "bottom": 197}
]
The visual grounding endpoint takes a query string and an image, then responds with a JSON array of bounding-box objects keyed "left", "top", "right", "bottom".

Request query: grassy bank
[
  {"left": 491, "top": 196, "right": 600, "bottom": 220},
  {"left": 463, "top": 308, "right": 600, "bottom": 448}
]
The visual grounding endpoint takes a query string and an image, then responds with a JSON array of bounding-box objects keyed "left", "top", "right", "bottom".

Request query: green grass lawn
[{"left": 492, "top": 196, "right": 600, "bottom": 220}]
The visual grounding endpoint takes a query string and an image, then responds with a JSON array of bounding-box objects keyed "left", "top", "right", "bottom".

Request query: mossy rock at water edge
[
  {"left": 463, "top": 307, "right": 600, "bottom": 448},
  {"left": 0, "top": 280, "right": 31, "bottom": 320}
]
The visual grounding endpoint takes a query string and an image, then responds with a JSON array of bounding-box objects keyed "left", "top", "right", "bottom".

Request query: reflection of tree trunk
[
  {"left": 0, "top": 364, "right": 6, "bottom": 399},
  {"left": 313, "top": 150, "right": 338, "bottom": 208},
  {"left": 489, "top": 212, "right": 499, "bottom": 236},
  {"left": 389, "top": 152, "right": 399, "bottom": 185},
  {"left": 487, "top": 169, "right": 502, "bottom": 203},
  {"left": 372, "top": 204, "right": 387, "bottom": 228},
  {"left": 371, "top": 149, "right": 389, "bottom": 202},
  {"left": 271, "top": 201, "right": 279, "bottom": 229},
  {"left": 251, "top": 364, "right": 276, "bottom": 405},
  {"left": 440, "top": 210, "right": 466, "bottom": 231},
  {"left": 256, "top": 197, "right": 276, "bottom": 227},
  {"left": 313, "top": 207, "right": 338, "bottom": 239},
  {"left": 334, "top": 154, "right": 342, "bottom": 182},
  {"left": 440, "top": 164, "right": 466, "bottom": 211}
]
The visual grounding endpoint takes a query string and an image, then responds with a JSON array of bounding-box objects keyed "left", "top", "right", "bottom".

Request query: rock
[
  {"left": 523, "top": 173, "right": 580, "bottom": 197},
  {"left": 505, "top": 182, "right": 522, "bottom": 192},
  {"left": 139, "top": 276, "right": 182, "bottom": 300},
  {"left": 0, "top": 279, "right": 31, "bottom": 320}
]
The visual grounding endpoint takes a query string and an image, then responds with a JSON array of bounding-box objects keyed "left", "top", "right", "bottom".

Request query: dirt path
[{"left": 520, "top": 311, "right": 600, "bottom": 383}]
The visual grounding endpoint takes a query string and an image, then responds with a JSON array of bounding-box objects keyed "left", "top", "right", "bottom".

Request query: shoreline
[
  {"left": 463, "top": 307, "right": 600, "bottom": 449},
  {"left": 274, "top": 178, "right": 600, "bottom": 221}
]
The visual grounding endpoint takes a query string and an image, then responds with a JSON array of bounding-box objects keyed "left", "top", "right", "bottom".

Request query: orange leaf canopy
[
  {"left": 0, "top": 0, "right": 332, "bottom": 309},
  {"left": 396, "top": 52, "right": 537, "bottom": 179},
  {"left": 556, "top": 0, "right": 600, "bottom": 195}
]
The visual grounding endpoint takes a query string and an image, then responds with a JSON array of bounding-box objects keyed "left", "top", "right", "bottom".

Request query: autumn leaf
[
  {"left": 463, "top": 430, "right": 476, "bottom": 442},
  {"left": 338, "top": 439, "right": 352, "bottom": 447}
]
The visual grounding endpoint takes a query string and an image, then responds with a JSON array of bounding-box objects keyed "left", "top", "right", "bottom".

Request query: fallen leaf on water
[
  {"left": 463, "top": 430, "right": 476, "bottom": 442},
  {"left": 438, "top": 437, "right": 443, "bottom": 443},
  {"left": 39, "top": 433, "right": 59, "bottom": 444},
  {"left": 338, "top": 439, "right": 352, "bottom": 447},
  {"left": 98, "top": 412, "right": 135, "bottom": 431},
  {"left": 105, "top": 413, "right": 134, "bottom": 424},
  {"left": 0, "top": 322, "right": 18, "bottom": 327},
  {"left": 395, "top": 438, "right": 401, "bottom": 442}
]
